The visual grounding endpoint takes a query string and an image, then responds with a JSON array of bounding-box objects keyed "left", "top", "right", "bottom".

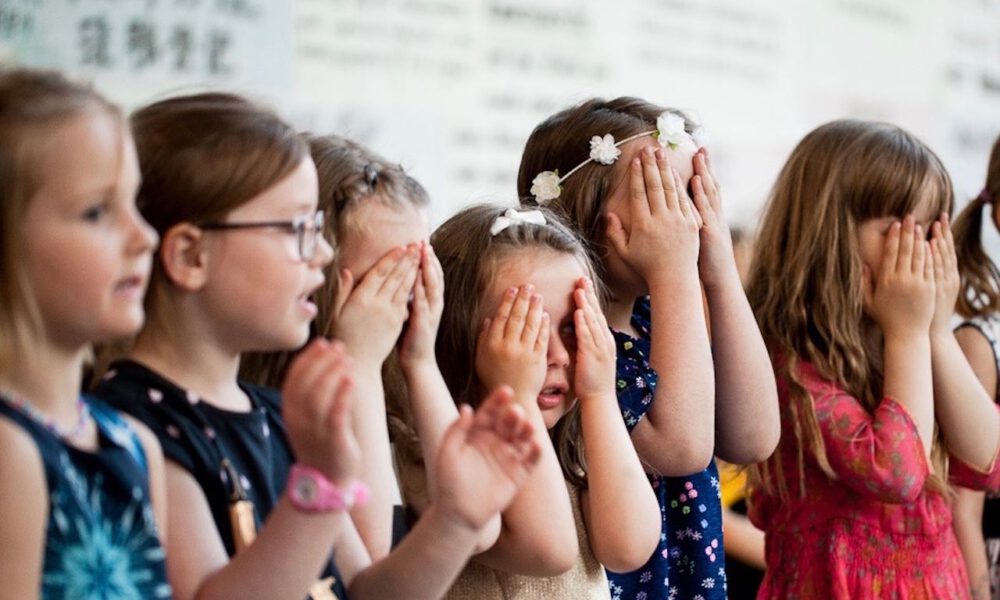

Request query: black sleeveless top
[
  {"left": 94, "top": 360, "right": 347, "bottom": 599},
  {"left": 0, "top": 395, "right": 172, "bottom": 599}
]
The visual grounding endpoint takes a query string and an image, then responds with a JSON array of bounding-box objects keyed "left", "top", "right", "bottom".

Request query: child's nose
[
  {"left": 128, "top": 209, "right": 159, "bottom": 254},
  {"left": 311, "top": 234, "right": 335, "bottom": 268},
  {"left": 547, "top": 326, "right": 571, "bottom": 369}
]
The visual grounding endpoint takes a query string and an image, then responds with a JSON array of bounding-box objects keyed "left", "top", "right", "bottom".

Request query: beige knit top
[{"left": 443, "top": 482, "right": 610, "bottom": 600}]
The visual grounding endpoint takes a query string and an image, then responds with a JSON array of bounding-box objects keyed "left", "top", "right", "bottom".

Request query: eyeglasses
[{"left": 199, "top": 210, "right": 326, "bottom": 261}]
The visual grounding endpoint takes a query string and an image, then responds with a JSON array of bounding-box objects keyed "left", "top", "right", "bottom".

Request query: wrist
[
  {"left": 422, "top": 500, "right": 486, "bottom": 543},
  {"left": 287, "top": 464, "right": 369, "bottom": 513},
  {"left": 700, "top": 262, "right": 743, "bottom": 294},
  {"left": 882, "top": 329, "right": 931, "bottom": 347},
  {"left": 647, "top": 268, "right": 701, "bottom": 296}
]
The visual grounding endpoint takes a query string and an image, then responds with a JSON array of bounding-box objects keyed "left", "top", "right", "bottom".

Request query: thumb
[
  {"left": 441, "top": 404, "right": 474, "bottom": 450},
  {"left": 335, "top": 268, "right": 355, "bottom": 315},
  {"left": 605, "top": 212, "right": 628, "bottom": 257},
  {"left": 861, "top": 264, "right": 876, "bottom": 313}
]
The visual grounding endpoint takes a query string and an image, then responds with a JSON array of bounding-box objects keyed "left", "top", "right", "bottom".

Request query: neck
[
  {"left": 0, "top": 338, "right": 88, "bottom": 423},
  {"left": 606, "top": 292, "right": 638, "bottom": 334},
  {"left": 129, "top": 307, "right": 249, "bottom": 412}
]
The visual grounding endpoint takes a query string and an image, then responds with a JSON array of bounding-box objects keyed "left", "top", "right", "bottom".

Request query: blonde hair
[
  {"left": 0, "top": 69, "right": 121, "bottom": 376},
  {"left": 432, "top": 204, "right": 603, "bottom": 488},
  {"left": 953, "top": 134, "right": 1000, "bottom": 318},
  {"left": 746, "top": 119, "right": 953, "bottom": 500}
]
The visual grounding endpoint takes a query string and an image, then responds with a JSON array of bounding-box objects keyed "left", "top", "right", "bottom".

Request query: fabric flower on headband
[
  {"left": 590, "top": 134, "right": 622, "bottom": 165},
  {"left": 490, "top": 208, "right": 547, "bottom": 236},
  {"left": 528, "top": 111, "right": 708, "bottom": 204},
  {"left": 655, "top": 112, "right": 688, "bottom": 150},
  {"left": 530, "top": 171, "right": 562, "bottom": 204}
]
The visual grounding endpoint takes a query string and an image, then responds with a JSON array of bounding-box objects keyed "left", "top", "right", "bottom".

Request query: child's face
[
  {"left": 335, "top": 201, "right": 430, "bottom": 280},
  {"left": 857, "top": 192, "right": 938, "bottom": 281},
  {"left": 21, "top": 110, "right": 157, "bottom": 347},
  {"left": 202, "top": 157, "right": 333, "bottom": 352},
  {"left": 600, "top": 137, "right": 698, "bottom": 297},
  {"left": 481, "top": 249, "right": 587, "bottom": 429}
]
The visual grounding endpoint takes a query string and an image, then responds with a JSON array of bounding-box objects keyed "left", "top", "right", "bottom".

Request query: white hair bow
[{"left": 490, "top": 209, "right": 547, "bottom": 236}]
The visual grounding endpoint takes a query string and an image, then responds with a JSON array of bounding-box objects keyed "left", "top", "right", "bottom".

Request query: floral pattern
[
  {"left": 750, "top": 357, "right": 1000, "bottom": 599},
  {"left": 607, "top": 297, "right": 726, "bottom": 600}
]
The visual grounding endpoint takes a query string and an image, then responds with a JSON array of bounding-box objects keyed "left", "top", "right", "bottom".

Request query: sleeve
[
  {"left": 804, "top": 368, "right": 930, "bottom": 503},
  {"left": 614, "top": 347, "right": 658, "bottom": 433}
]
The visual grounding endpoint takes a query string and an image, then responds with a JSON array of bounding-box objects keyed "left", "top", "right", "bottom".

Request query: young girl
[
  {"left": 91, "top": 92, "right": 543, "bottom": 600},
  {"left": 431, "top": 203, "right": 661, "bottom": 599},
  {"left": 952, "top": 133, "right": 1000, "bottom": 600},
  {"left": 747, "top": 119, "right": 1000, "bottom": 598},
  {"left": 517, "top": 97, "right": 780, "bottom": 598},
  {"left": 0, "top": 69, "right": 170, "bottom": 598}
]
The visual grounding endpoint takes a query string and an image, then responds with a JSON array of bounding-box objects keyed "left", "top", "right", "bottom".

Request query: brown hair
[
  {"left": 432, "top": 203, "right": 603, "bottom": 487},
  {"left": 0, "top": 69, "right": 122, "bottom": 374},
  {"left": 517, "top": 97, "right": 699, "bottom": 268},
  {"left": 238, "top": 135, "right": 431, "bottom": 474},
  {"left": 745, "top": 119, "right": 953, "bottom": 499},
  {"left": 131, "top": 92, "right": 308, "bottom": 327},
  {"left": 953, "top": 134, "right": 1000, "bottom": 318}
]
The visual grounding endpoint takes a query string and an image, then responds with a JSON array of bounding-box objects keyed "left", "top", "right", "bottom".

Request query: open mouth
[{"left": 538, "top": 383, "right": 568, "bottom": 410}]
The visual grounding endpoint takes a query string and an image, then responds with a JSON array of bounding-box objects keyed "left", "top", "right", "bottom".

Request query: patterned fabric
[
  {"left": 958, "top": 315, "right": 1000, "bottom": 599},
  {"left": 444, "top": 481, "right": 610, "bottom": 600},
  {"left": 0, "top": 396, "right": 172, "bottom": 600},
  {"left": 750, "top": 357, "right": 1000, "bottom": 599},
  {"left": 94, "top": 360, "right": 347, "bottom": 599},
  {"left": 607, "top": 297, "right": 727, "bottom": 600}
]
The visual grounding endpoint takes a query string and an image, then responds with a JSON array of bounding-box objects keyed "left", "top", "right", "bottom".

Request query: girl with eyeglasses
[{"left": 92, "top": 92, "right": 545, "bottom": 600}]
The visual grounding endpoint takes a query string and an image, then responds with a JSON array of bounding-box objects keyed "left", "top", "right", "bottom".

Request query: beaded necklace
[{"left": 0, "top": 393, "right": 91, "bottom": 439}]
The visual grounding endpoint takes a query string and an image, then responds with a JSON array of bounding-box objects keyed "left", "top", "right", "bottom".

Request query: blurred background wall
[{"left": 2, "top": 0, "right": 998, "bottom": 234}]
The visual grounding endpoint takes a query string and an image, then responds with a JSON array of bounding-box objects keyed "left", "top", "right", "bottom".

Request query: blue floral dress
[
  {"left": 607, "top": 297, "right": 726, "bottom": 600},
  {"left": 0, "top": 395, "right": 172, "bottom": 599}
]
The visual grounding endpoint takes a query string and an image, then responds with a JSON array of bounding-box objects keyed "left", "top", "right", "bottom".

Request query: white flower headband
[
  {"left": 529, "top": 111, "right": 708, "bottom": 205},
  {"left": 490, "top": 208, "right": 547, "bottom": 236}
]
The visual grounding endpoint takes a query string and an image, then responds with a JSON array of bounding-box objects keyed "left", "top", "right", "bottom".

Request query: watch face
[{"left": 294, "top": 475, "right": 319, "bottom": 505}]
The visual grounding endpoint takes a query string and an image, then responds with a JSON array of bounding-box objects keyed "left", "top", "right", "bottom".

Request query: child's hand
[
  {"left": 930, "top": 213, "right": 960, "bottom": 334},
  {"left": 330, "top": 244, "right": 420, "bottom": 366},
  {"left": 691, "top": 149, "right": 740, "bottom": 290},
  {"left": 282, "top": 339, "right": 361, "bottom": 484},
  {"left": 433, "top": 386, "right": 542, "bottom": 530},
  {"left": 475, "top": 285, "right": 549, "bottom": 404},
  {"left": 572, "top": 277, "right": 617, "bottom": 403},
  {"left": 863, "top": 216, "right": 935, "bottom": 339},
  {"left": 605, "top": 146, "right": 702, "bottom": 288},
  {"left": 398, "top": 243, "right": 444, "bottom": 368}
]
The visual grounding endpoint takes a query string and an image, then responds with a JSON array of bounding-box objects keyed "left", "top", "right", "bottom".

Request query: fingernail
[
  {"left": 655, "top": 148, "right": 664, "bottom": 160},
  {"left": 530, "top": 293, "right": 540, "bottom": 304},
  {"left": 508, "top": 287, "right": 517, "bottom": 297}
]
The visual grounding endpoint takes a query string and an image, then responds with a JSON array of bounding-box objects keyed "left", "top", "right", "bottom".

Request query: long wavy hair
[
  {"left": 953, "top": 134, "right": 1000, "bottom": 318},
  {"left": 746, "top": 119, "right": 953, "bottom": 499},
  {"left": 432, "top": 204, "right": 605, "bottom": 488}
]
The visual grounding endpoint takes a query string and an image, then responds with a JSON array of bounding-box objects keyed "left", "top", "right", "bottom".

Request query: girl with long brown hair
[
  {"left": 91, "top": 92, "right": 544, "bottom": 600},
  {"left": 952, "top": 133, "right": 1000, "bottom": 600},
  {"left": 432, "top": 203, "right": 660, "bottom": 599},
  {"left": 746, "top": 119, "right": 1000, "bottom": 598},
  {"left": 518, "top": 97, "right": 780, "bottom": 599}
]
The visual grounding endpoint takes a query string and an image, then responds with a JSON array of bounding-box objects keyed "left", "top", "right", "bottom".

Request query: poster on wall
[{"left": 0, "top": 0, "right": 293, "bottom": 105}]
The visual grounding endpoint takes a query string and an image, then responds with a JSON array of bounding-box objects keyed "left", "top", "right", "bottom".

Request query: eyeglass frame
[{"left": 198, "top": 210, "right": 326, "bottom": 262}]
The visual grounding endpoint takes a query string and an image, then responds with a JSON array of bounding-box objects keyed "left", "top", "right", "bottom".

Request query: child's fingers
[
  {"left": 941, "top": 213, "right": 957, "bottom": 271},
  {"left": 605, "top": 212, "right": 629, "bottom": 257},
  {"left": 695, "top": 151, "right": 721, "bottom": 210},
  {"left": 503, "top": 285, "right": 533, "bottom": 339},
  {"left": 896, "top": 216, "right": 915, "bottom": 272},
  {"left": 673, "top": 166, "right": 699, "bottom": 227},
  {"left": 881, "top": 221, "right": 901, "bottom": 274},
  {"left": 925, "top": 240, "right": 936, "bottom": 282},
  {"left": 534, "top": 313, "right": 550, "bottom": 355},
  {"left": 390, "top": 248, "right": 421, "bottom": 304},
  {"left": 334, "top": 268, "right": 355, "bottom": 316},
  {"left": 520, "top": 294, "right": 543, "bottom": 345},
  {"left": 861, "top": 264, "right": 876, "bottom": 314},
  {"left": 574, "top": 304, "right": 596, "bottom": 351},
  {"left": 489, "top": 287, "right": 517, "bottom": 343},
  {"left": 643, "top": 148, "right": 669, "bottom": 213},
  {"left": 581, "top": 278, "right": 607, "bottom": 329},
  {"left": 691, "top": 175, "right": 713, "bottom": 226},
  {"left": 628, "top": 158, "right": 651, "bottom": 222},
  {"left": 359, "top": 247, "right": 405, "bottom": 295},
  {"left": 282, "top": 338, "right": 327, "bottom": 402},
  {"left": 410, "top": 273, "right": 427, "bottom": 319},
  {"left": 911, "top": 225, "right": 925, "bottom": 273},
  {"left": 325, "top": 371, "right": 356, "bottom": 434},
  {"left": 423, "top": 244, "right": 444, "bottom": 303},
  {"left": 652, "top": 148, "right": 672, "bottom": 215},
  {"left": 443, "top": 404, "right": 475, "bottom": 448}
]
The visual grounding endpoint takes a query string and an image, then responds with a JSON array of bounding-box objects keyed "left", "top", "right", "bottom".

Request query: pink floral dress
[{"left": 750, "top": 359, "right": 1000, "bottom": 599}]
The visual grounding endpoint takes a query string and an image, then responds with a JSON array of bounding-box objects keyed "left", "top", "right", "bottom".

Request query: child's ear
[{"left": 159, "top": 223, "right": 210, "bottom": 291}]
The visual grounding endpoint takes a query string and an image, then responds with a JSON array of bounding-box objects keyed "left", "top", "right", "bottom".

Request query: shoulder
[{"left": 0, "top": 416, "right": 48, "bottom": 507}]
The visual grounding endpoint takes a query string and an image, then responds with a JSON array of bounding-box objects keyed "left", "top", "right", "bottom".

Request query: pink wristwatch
[{"left": 287, "top": 464, "right": 369, "bottom": 513}]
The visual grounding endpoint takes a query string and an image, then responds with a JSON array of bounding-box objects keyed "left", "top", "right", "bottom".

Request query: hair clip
[
  {"left": 490, "top": 208, "right": 547, "bottom": 236},
  {"left": 363, "top": 164, "right": 378, "bottom": 189}
]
